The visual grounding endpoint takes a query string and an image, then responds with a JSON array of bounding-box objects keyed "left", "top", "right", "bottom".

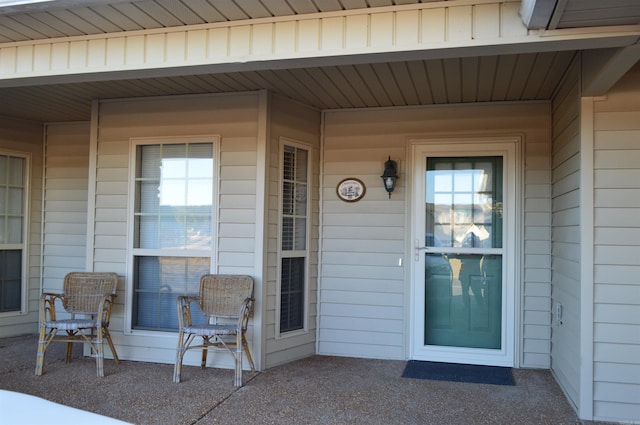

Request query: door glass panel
[
  {"left": 425, "top": 254, "right": 502, "bottom": 349},
  {"left": 424, "top": 157, "right": 503, "bottom": 349},
  {"left": 426, "top": 157, "right": 502, "bottom": 248}
]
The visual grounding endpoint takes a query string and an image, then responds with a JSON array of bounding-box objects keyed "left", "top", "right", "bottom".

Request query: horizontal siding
[
  {"left": 591, "top": 63, "right": 640, "bottom": 423},
  {"left": 549, "top": 56, "right": 581, "bottom": 409},
  {"left": 42, "top": 122, "right": 90, "bottom": 291},
  {"left": 264, "top": 94, "right": 321, "bottom": 369},
  {"left": 94, "top": 92, "right": 261, "bottom": 366},
  {"left": 320, "top": 101, "right": 551, "bottom": 365},
  {"left": 0, "top": 117, "right": 43, "bottom": 337}
]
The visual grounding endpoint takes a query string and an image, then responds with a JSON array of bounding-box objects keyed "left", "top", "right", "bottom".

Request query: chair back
[
  {"left": 198, "top": 274, "right": 254, "bottom": 318},
  {"left": 62, "top": 272, "right": 119, "bottom": 314}
]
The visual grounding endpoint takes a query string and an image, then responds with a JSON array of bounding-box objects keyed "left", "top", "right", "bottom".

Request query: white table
[{"left": 0, "top": 390, "right": 133, "bottom": 425}]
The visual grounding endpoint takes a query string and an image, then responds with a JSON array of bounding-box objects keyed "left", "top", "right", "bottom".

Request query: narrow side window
[{"left": 279, "top": 143, "right": 310, "bottom": 334}]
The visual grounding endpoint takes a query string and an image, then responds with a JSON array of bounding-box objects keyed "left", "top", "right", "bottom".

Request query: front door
[{"left": 411, "top": 139, "right": 518, "bottom": 366}]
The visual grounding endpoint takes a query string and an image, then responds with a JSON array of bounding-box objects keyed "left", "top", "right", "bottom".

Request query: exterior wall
[
  {"left": 319, "top": 102, "right": 552, "bottom": 367},
  {"left": 264, "top": 94, "right": 321, "bottom": 368},
  {"left": 93, "top": 92, "right": 262, "bottom": 367},
  {"left": 550, "top": 57, "right": 582, "bottom": 410},
  {"left": 0, "top": 117, "right": 43, "bottom": 337},
  {"left": 41, "top": 123, "right": 90, "bottom": 292},
  {"left": 590, "top": 63, "right": 640, "bottom": 422}
]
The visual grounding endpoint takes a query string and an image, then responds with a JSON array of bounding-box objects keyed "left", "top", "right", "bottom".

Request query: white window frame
[
  {"left": 0, "top": 150, "right": 30, "bottom": 316},
  {"left": 275, "top": 138, "right": 312, "bottom": 339},
  {"left": 125, "top": 135, "right": 219, "bottom": 336}
]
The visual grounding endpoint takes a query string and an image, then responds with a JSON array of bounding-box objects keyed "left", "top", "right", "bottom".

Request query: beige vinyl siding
[
  {"left": 94, "top": 92, "right": 261, "bottom": 366},
  {"left": 42, "top": 123, "right": 90, "bottom": 291},
  {"left": 0, "top": 117, "right": 43, "bottom": 337},
  {"left": 264, "top": 94, "right": 321, "bottom": 368},
  {"left": 591, "top": 63, "right": 640, "bottom": 423},
  {"left": 320, "top": 102, "right": 551, "bottom": 365},
  {"left": 549, "top": 56, "right": 581, "bottom": 409}
]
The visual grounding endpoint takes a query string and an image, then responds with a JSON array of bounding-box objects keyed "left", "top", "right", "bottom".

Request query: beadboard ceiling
[
  {"left": 0, "top": 0, "right": 638, "bottom": 122},
  {"left": 0, "top": 51, "right": 578, "bottom": 122}
]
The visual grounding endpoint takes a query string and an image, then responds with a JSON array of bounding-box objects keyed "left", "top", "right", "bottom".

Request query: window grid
[
  {"left": 281, "top": 145, "right": 308, "bottom": 252},
  {"left": 426, "top": 156, "right": 503, "bottom": 249}
]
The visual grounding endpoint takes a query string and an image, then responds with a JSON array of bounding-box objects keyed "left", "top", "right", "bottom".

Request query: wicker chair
[
  {"left": 173, "top": 274, "right": 255, "bottom": 387},
  {"left": 35, "top": 272, "right": 120, "bottom": 377}
]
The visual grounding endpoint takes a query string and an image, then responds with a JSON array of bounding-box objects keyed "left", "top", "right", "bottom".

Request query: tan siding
[
  {"left": 264, "top": 94, "right": 321, "bottom": 369},
  {"left": 321, "top": 102, "right": 551, "bottom": 365},
  {"left": 95, "top": 92, "right": 261, "bottom": 366},
  {"left": 0, "top": 117, "right": 43, "bottom": 337},
  {"left": 43, "top": 123, "right": 89, "bottom": 292},
  {"left": 591, "top": 63, "right": 640, "bottom": 423},
  {"left": 549, "top": 56, "right": 581, "bottom": 409}
]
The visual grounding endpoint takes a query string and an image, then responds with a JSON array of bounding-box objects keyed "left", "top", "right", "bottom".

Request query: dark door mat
[{"left": 402, "top": 360, "right": 515, "bottom": 386}]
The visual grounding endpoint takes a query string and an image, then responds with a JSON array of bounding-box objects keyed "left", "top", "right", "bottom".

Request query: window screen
[{"left": 280, "top": 257, "right": 305, "bottom": 332}]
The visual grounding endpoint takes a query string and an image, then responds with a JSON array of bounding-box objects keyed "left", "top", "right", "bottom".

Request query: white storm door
[{"left": 411, "top": 140, "right": 518, "bottom": 367}]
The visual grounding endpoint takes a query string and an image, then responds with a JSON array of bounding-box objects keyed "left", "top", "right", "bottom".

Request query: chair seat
[
  {"left": 44, "top": 319, "right": 97, "bottom": 330},
  {"left": 183, "top": 324, "right": 237, "bottom": 336}
]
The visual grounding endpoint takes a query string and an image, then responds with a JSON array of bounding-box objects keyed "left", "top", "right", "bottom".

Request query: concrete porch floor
[{"left": 0, "top": 334, "right": 614, "bottom": 425}]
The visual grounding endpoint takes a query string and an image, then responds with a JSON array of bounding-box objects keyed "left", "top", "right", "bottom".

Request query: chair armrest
[
  {"left": 176, "top": 296, "right": 199, "bottom": 328},
  {"left": 237, "top": 297, "right": 254, "bottom": 330},
  {"left": 39, "top": 293, "right": 63, "bottom": 322}
]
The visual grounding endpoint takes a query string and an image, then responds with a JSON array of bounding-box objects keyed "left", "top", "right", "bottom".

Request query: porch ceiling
[{"left": 0, "top": 50, "right": 578, "bottom": 122}]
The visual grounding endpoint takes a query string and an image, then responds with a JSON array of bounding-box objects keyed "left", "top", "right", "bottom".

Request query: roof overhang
[{"left": 519, "top": 0, "right": 557, "bottom": 29}]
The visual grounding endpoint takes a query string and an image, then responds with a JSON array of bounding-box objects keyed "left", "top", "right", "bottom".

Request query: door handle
[{"left": 415, "top": 239, "right": 429, "bottom": 261}]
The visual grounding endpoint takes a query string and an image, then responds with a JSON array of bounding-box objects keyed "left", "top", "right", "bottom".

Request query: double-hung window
[
  {"left": 130, "top": 138, "right": 216, "bottom": 331},
  {"left": 278, "top": 141, "right": 310, "bottom": 335},
  {"left": 0, "top": 152, "right": 28, "bottom": 314}
]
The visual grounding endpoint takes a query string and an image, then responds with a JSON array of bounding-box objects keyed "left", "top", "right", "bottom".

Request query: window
[
  {"left": 278, "top": 142, "right": 310, "bottom": 334},
  {"left": 131, "top": 140, "right": 215, "bottom": 331},
  {"left": 0, "top": 153, "right": 27, "bottom": 313}
]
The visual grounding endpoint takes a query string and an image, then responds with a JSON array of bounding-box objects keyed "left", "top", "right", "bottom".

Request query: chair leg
[
  {"left": 233, "top": 333, "right": 243, "bottom": 387},
  {"left": 241, "top": 332, "right": 255, "bottom": 372},
  {"left": 201, "top": 336, "right": 209, "bottom": 369},
  {"left": 233, "top": 350, "right": 243, "bottom": 387},
  {"left": 35, "top": 325, "right": 49, "bottom": 376},
  {"left": 173, "top": 330, "right": 186, "bottom": 383},
  {"left": 95, "top": 327, "right": 105, "bottom": 378},
  {"left": 102, "top": 327, "right": 120, "bottom": 364},
  {"left": 65, "top": 331, "right": 74, "bottom": 363}
]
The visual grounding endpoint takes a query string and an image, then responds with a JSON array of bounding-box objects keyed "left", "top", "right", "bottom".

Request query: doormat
[{"left": 401, "top": 361, "right": 515, "bottom": 386}]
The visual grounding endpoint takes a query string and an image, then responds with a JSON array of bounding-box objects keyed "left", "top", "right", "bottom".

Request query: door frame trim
[{"left": 406, "top": 135, "right": 523, "bottom": 367}]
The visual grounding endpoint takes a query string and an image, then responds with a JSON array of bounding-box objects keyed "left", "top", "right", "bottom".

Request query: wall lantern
[{"left": 381, "top": 156, "right": 398, "bottom": 199}]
